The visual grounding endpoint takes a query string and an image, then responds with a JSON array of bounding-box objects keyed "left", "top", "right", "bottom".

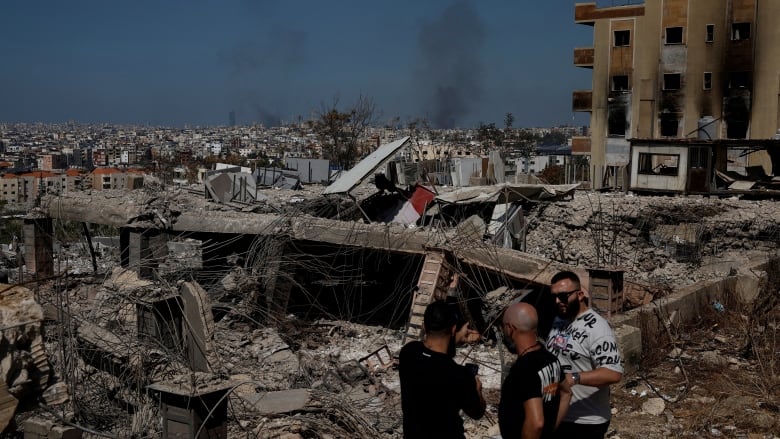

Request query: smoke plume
[{"left": 415, "top": 1, "right": 485, "bottom": 128}]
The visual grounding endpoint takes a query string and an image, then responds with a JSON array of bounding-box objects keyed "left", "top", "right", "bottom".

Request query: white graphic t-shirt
[{"left": 545, "top": 309, "right": 623, "bottom": 424}]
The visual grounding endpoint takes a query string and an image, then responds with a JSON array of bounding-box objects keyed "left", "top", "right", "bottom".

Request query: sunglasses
[{"left": 551, "top": 289, "right": 579, "bottom": 302}]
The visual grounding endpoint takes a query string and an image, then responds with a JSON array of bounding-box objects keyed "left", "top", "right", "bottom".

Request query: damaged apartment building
[{"left": 572, "top": 0, "right": 780, "bottom": 194}]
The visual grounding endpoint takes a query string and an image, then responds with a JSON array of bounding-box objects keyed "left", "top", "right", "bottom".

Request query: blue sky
[{"left": 0, "top": 1, "right": 626, "bottom": 128}]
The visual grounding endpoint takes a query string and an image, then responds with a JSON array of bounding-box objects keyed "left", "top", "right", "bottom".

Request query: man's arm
[
  {"left": 565, "top": 367, "right": 622, "bottom": 388},
  {"left": 555, "top": 380, "right": 572, "bottom": 429},
  {"left": 521, "top": 397, "right": 544, "bottom": 439},
  {"left": 455, "top": 322, "right": 481, "bottom": 344},
  {"left": 462, "top": 376, "right": 486, "bottom": 419}
]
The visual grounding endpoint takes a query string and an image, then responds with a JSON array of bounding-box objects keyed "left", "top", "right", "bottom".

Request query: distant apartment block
[
  {"left": 0, "top": 171, "right": 72, "bottom": 205},
  {"left": 93, "top": 149, "right": 108, "bottom": 167},
  {"left": 91, "top": 168, "right": 145, "bottom": 191},
  {"left": 515, "top": 155, "right": 565, "bottom": 175},
  {"left": 573, "top": 0, "right": 780, "bottom": 189},
  {"left": 40, "top": 153, "right": 68, "bottom": 171},
  {"left": 1, "top": 175, "right": 20, "bottom": 203}
]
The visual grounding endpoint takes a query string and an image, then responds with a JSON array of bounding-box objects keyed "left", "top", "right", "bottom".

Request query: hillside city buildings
[
  {"left": 573, "top": 0, "right": 780, "bottom": 190},
  {"left": 0, "top": 122, "right": 584, "bottom": 210}
]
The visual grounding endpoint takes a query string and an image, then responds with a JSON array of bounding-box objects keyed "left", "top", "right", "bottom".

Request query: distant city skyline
[{"left": 0, "top": 1, "right": 632, "bottom": 129}]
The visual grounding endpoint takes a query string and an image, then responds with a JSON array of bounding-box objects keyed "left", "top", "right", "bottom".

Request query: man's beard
[
  {"left": 502, "top": 333, "right": 517, "bottom": 354},
  {"left": 559, "top": 297, "right": 580, "bottom": 320}
]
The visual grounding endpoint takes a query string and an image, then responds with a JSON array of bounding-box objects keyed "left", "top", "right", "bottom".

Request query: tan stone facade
[{"left": 574, "top": 1, "right": 780, "bottom": 188}]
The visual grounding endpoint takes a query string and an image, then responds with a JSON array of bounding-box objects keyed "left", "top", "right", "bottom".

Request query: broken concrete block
[
  {"left": 642, "top": 398, "right": 665, "bottom": 416},
  {"left": 49, "top": 425, "right": 82, "bottom": 439},
  {"left": 103, "top": 267, "right": 153, "bottom": 294},
  {"left": 1, "top": 284, "right": 49, "bottom": 407},
  {"left": 242, "top": 389, "right": 311, "bottom": 415},
  {"left": 21, "top": 416, "right": 54, "bottom": 435},
  {"left": 42, "top": 381, "right": 70, "bottom": 406},
  {"left": 0, "top": 382, "right": 19, "bottom": 432},
  {"left": 180, "top": 281, "right": 217, "bottom": 372},
  {"left": 452, "top": 215, "right": 486, "bottom": 242}
]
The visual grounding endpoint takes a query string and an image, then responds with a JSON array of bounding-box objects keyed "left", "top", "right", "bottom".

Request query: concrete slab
[
  {"left": 241, "top": 389, "right": 311, "bottom": 415},
  {"left": 180, "top": 281, "right": 217, "bottom": 373},
  {"left": 0, "top": 382, "right": 19, "bottom": 432}
]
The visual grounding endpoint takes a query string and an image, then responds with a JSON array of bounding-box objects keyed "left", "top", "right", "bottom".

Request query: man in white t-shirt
[{"left": 545, "top": 271, "right": 623, "bottom": 439}]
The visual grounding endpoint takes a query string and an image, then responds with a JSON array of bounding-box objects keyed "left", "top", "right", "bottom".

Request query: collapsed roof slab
[{"left": 39, "top": 193, "right": 571, "bottom": 285}]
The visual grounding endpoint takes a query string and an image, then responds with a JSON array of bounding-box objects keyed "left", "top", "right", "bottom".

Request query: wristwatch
[{"left": 571, "top": 372, "right": 581, "bottom": 385}]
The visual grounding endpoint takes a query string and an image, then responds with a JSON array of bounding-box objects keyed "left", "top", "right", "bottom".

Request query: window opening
[
  {"left": 729, "top": 72, "right": 751, "bottom": 89},
  {"left": 731, "top": 23, "right": 751, "bottom": 40},
  {"left": 638, "top": 153, "right": 680, "bottom": 175},
  {"left": 705, "top": 24, "right": 714, "bottom": 42},
  {"left": 703, "top": 72, "right": 712, "bottom": 90},
  {"left": 663, "top": 74, "right": 682, "bottom": 90},
  {"left": 666, "top": 27, "right": 684, "bottom": 44},
  {"left": 614, "top": 30, "right": 630, "bottom": 47},
  {"left": 660, "top": 112, "right": 679, "bottom": 137},
  {"left": 612, "top": 75, "right": 629, "bottom": 91}
]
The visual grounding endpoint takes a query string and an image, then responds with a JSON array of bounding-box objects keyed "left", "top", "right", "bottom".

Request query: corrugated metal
[{"left": 323, "top": 137, "right": 410, "bottom": 195}]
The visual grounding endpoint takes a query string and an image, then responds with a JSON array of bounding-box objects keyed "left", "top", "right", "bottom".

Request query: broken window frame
[
  {"left": 663, "top": 73, "right": 682, "bottom": 91},
  {"left": 665, "top": 27, "right": 684, "bottom": 45},
  {"left": 638, "top": 153, "right": 680, "bottom": 176},
  {"left": 703, "top": 72, "right": 712, "bottom": 90},
  {"left": 614, "top": 30, "right": 631, "bottom": 47},
  {"left": 731, "top": 22, "right": 751, "bottom": 41},
  {"left": 705, "top": 24, "right": 714, "bottom": 43},
  {"left": 612, "top": 75, "right": 630, "bottom": 91}
]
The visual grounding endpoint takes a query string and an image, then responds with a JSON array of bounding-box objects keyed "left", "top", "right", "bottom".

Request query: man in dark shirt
[
  {"left": 399, "top": 301, "right": 486, "bottom": 439},
  {"left": 499, "top": 302, "right": 571, "bottom": 439}
]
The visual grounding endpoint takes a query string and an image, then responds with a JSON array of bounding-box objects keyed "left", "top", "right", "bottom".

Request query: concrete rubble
[{"left": 2, "top": 167, "right": 780, "bottom": 437}]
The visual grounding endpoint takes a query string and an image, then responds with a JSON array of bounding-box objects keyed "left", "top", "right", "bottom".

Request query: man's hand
[
  {"left": 560, "top": 373, "right": 573, "bottom": 393},
  {"left": 455, "top": 322, "right": 481, "bottom": 344}
]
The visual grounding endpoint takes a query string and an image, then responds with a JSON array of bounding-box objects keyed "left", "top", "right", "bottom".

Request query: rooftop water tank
[{"left": 698, "top": 116, "right": 717, "bottom": 140}]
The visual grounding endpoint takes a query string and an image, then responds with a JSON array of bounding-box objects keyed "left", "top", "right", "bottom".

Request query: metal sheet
[
  {"left": 435, "top": 183, "right": 580, "bottom": 205},
  {"left": 323, "top": 137, "right": 410, "bottom": 195}
]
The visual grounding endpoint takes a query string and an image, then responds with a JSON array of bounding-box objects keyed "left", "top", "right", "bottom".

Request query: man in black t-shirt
[
  {"left": 499, "top": 302, "right": 571, "bottom": 439},
  {"left": 399, "top": 301, "right": 485, "bottom": 439}
]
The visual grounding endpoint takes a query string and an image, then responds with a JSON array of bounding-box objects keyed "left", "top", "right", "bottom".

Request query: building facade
[{"left": 573, "top": 0, "right": 780, "bottom": 189}]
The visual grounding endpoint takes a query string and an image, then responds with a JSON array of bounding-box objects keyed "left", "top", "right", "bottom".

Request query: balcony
[
  {"left": 571, "top": 137, "right": 592, "bottom": 155},
  {"left": 574, "top": 47, "right": 594, "bottom": 68},
  {"left": 572, "top": 90, "right": 593, "bottom": 112},
  {"left": 575, "top": 2, "right": 645, "bottom": 25}
]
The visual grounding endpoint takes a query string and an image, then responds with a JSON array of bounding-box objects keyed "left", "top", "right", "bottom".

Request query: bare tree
[
  {"left": 406, "top": 117, "right": 432, "bottom": 162},
  {"left": 504, "top": 112, "right": 515, "bottom": 155},
  {"left": 504, "top": 112, "right": 514, "bottom": 131},
  {"left": 477, "top": 122, "right": 503, "bottom": 153},
  {"left": 313, "top": 94, "right": 377, "bottom": 170}
]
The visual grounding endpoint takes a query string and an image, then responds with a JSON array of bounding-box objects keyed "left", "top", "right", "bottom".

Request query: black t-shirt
[
  {"left": 399, "top": 341, "right": 485, "bottom": 439},
  {"left": 498, "top": 345, "right": 563, "bottom": 439}
]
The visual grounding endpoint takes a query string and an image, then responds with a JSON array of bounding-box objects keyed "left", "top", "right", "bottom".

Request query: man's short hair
[
  {"left": 550, "top": 270, "right": 581, "bottom": 288},
  {"left": 424, "top": 301, "right": 457, "bottom": 335}
]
